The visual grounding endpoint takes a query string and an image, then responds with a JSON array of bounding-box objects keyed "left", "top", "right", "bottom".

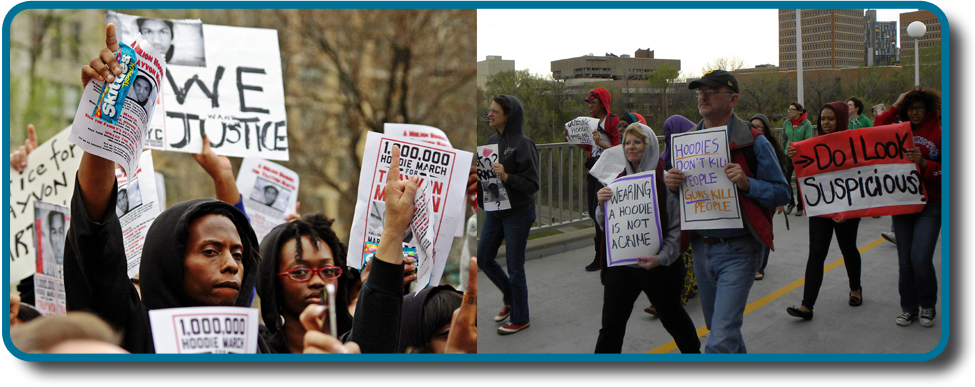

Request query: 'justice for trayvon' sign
[{"left": 791, "top": 123, "right": 927, "bottom": 219}]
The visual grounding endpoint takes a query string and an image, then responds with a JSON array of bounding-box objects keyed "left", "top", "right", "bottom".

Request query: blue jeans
[
  {"left": 893, "top": 203, "right": 941, "bottom": 313},
  {"left": 691, "top": 234, "right": 762, "bottom": 353},
  {"left": 477, "top": 205, "right": 535, "bottom": 325}
]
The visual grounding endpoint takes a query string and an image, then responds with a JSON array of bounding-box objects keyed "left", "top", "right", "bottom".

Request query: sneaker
[
  {"left": 882, "top": 232, "right": 897, "bottom": 245},
  {"left": 494, "top": 305, "right": 511, "bottom": 322},
  {"left": 498, "top": 321, "right": 530, "bottom": 335},
  {"left": 795, "top": 209, "right": 804, "bottom": 216},
  {"left": 896, "top": 312, "right": 917, "bottom": 326},
  {"left": 919, "top": 308, "right": 936, "bottom": 327},
  {"left": 585, "top": 261, "right": 600, "bottom": 272},
  {"left": 785, "top": 204, "right": 794, "bottom": 215}
]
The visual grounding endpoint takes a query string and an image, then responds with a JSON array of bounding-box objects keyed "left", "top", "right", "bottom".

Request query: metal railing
[{"left": 479, "top": 129, "right": 787, "bottom": 235}]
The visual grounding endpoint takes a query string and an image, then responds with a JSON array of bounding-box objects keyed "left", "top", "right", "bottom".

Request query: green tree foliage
[{"left": 480, "top": 70, "right": 584, "bottom": 144}]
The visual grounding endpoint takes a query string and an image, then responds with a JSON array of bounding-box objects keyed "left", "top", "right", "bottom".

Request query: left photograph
[{"left": 5, "top": 8, "right": 477, "bottom": 356}]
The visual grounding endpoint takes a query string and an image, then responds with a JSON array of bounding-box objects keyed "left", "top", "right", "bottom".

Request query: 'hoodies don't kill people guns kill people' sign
[
  {"left": 107, "top": 11, "right": 289, "bottom": 161},
  {"left": 671, "top": 127, "right": 743, "bottom": 230},
  {"left": 791, "top": 122, "right": 927, "bottom": 219}
]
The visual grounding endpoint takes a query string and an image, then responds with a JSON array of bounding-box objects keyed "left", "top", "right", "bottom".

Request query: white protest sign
[
  {"left": 384, "top": 123, "right": 453, "bottom": 148},
  {"left": 603, "top": 171, "right": 662, "bottom": 267},
  {"left": 348, "top": 132, "right": 473, "bottom": 288},
  {"left": 588, "top": 145, "right": 627, "bottom": 186},
  {"left": 115, "top": 151, "right": 162, "bottom": 278},
  {"left": 148, "top": 307, "right": 259, "bottom": 354},
  {"left": 385, "top": 123, "right": 464, "bottom": 238},
  {"left": 565, "top": 116, "right": 597, "bottom": 145},
  {"left": 33, "top": 200, "right": 70, "bottom": 316},
  {"left": 70, "top": 34, "right": 165, "bottom": 181},
  {"left": 672, "top": 127, "right": 743, "bottom": 230},
  {"left": 33, "top": 274, "right": 66, "bottom": 316},
  {"left": 109, "top": 12, "right": 288, "bottom": 160},
  {"left": 475, "top": 145, "right": 511, "bottom": 211},
  {"left": 9, "top": 127, "right": 81, "bottom": 284},
  {"left": 236, "top": 157, "right": 299, "bottom": 241}
]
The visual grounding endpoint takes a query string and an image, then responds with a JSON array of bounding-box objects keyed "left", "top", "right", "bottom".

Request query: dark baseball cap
[{"left": 688, "top": 69, "right": 739, "bottom": 93}]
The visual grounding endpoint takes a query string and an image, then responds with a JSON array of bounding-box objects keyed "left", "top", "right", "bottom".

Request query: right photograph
[{"left": 475, "top": 6, "right": 947, "bottom": 358}]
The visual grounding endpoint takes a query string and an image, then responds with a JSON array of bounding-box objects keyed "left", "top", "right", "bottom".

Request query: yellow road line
[{"left": 647, "top": 237, "right": 886, "bottom": 354}]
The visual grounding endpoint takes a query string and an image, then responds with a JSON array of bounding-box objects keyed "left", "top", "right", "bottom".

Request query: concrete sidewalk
[{"left": 477, "top": 214, "right": 943, "bottom": 354}]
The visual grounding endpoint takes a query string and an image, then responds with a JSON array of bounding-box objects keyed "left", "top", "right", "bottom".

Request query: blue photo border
[{"left": 3, "top": 1, "right": 950, "bottom": 362}]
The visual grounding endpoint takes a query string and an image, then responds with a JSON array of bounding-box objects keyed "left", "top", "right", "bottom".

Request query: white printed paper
[
  {"left": 33, "top": 201, "right": 70, "bottom": 315},
  {"left": 475, "top": 145, "right": 511, "bottom": 211},
  {"left": 565, "top": 116, "right": 597, "bottom": 145},
  {"left": 235, "top": 157, "right": 299, "bottom": 241},
  {"left": 603, "top": 171, "right": 662, "bottom": 267},
  {"left": 9, "top": 127, "right": 80, "bottom": 283},
  {"left": 408, "top": 180, "right": 437, "bottom": 292},
  {"left": 148, "top": 307, "right": 259, "bottom": 354},
  {"left": 384, "top": 123, "right": 453, "bottom": 148},
  {"left": 589, "top": 145, "right": 627, "bottom": 186},
  {"left": 672, "top": 128, "right": 743, "bottom": 230},
  {"left": 70, "top": 34, "right": 165, "bottom": 181},
  {"left": 347, "top": 132, "right": 473, "bottom": 288},
  {"left": 115, "top": 151, "right": 162, "bottom": 278}
]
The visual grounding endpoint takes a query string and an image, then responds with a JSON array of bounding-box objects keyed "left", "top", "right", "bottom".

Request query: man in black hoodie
[
  {"left": 66, "top": 24, "right": 268, "bottom": 353},
  {"left": 478, "top": 95, "right": 540, "bottom": 335}
]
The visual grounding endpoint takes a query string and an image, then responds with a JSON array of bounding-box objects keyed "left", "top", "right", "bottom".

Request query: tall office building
[
  {"left": 779, "top": 9, "right": 866, "bottom": 69},
  {"left": 899, "top": 9, "right": 942, "bottom": 58},
  {"left": 477, "top": 55, "right": 515, "bottom": 88},
  {"left": 549, "top": 49, "right": 680, "bottom": 81},
  {"left": 865, "top": 9, "right": 898, "bottom": 66}
]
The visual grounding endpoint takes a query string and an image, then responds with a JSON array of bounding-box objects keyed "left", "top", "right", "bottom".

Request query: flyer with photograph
[{"left": 235, "top": 157, "right": 299, "bottom": 241}]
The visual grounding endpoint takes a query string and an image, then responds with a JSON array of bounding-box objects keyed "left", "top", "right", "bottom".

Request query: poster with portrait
[
  {"left": 115, "top": 151, "right": 162, "bottom": 277},
  {"left": 348, "top": 132, "right": 473, "bottom": 289},
  {"left": 475, "top": 145, "right": 511, "bottom": 211},
  {"left": 236, "top": 157, "right": 299, "bottom": 241},
  {"left": 70, "top": 32, "right": 166, "bottom": 182},
  {"left": 33, "top": 201, "right": 70, "bottom": 316},
  {"left": 107, "top": 11, "right": 289, "bottom": 161},
  {"left": 9, "top": 126, "right": 81, "bottom": 284}
]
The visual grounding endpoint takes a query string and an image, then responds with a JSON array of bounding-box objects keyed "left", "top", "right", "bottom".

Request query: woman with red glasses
[{"left": 257, "top": 213, "right": 411, "bottom": 353}]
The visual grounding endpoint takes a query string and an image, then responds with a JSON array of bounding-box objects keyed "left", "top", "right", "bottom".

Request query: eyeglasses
[
  {"left": 487, "top": 108, "right": 501, "bottom": 115},
  {"left": 695, "top": 90, "right": 734, "bottom": 98},
  {"left": 907, "top": 105, "right": 926, "bottom": 113},
  {"left": 278, "top": 266, "right": 343, "bottom": 282}
]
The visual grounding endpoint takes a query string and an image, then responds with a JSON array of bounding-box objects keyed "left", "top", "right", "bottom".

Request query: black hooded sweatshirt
[
  {"left": 396, "top": 285, "right": 461, "bottom": 353},
  {"left": 256, "top": 221, "right": 406, "bottom": 353},
  {"left": 64, "top": 176, "right": 269, "bottom": 353},
  {"left": 477, "top": 95, "right": 541, "bottom": 217}
]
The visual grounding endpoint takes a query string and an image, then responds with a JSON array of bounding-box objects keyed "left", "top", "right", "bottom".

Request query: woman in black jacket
[{"left": 477, "top": 95, "right": 540, "bottom": 336}]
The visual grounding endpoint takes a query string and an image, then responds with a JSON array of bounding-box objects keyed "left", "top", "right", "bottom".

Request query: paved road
[{"left": 477, "top": 213, "right": 943, "bottom": 354}]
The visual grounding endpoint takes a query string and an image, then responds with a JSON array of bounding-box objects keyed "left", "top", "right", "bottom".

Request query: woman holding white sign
[
  {"left": 477, "top": 95, "right": 540, "bottom": 336},
  {"left": 785, "top": 102, "right": 863, "bottom": 321},
  {"left": 593, "top": 123, "right": 700, "bottom": 353},
  {"left": 875, "top": 88, "right": 942, "bottom": 327}
]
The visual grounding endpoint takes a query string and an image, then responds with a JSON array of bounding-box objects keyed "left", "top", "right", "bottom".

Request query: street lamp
[{"left": 907, "top": 21, "right": 927, "bottom": 86}]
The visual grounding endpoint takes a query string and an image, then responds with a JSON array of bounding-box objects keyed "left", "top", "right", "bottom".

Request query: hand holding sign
[
  {"left": 665, "top": 168, "right": 685, "bottom": 191},
  {"left": 81, "top": 23, "right": 121, "bottom": 87},
  {"left": 636, "top": 255, "right": 661, "bottom": 270},
  {"left": 724, "top": 163, "right": 750, "bottom": 191},
  {"left": 492, "top": 162, "right": 507, "bottom": 181},
  {"left": 379, "top": 145, "right": 419, "bottom": 264}
]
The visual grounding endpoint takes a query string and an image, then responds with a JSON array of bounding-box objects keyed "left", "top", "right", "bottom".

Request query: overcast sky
[{"left": 477, "top": 8, "right": 917, "bottom": 79}]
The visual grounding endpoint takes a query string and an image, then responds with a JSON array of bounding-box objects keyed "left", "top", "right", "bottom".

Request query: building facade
[
  {"left": 899, "top": 9, "right": 942, "bottom": 58},
  {"left": 550, "top": 50, "right": 680, "bottom": 81},
  {"left": 865, "top": 9, "right": 899, "bottom": 66},
  {"left": 779, "top": 9, "right": 866, "bottom": 70},
  {"left": 477, "top": 55, "right": 515, "bottom": 88}
]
